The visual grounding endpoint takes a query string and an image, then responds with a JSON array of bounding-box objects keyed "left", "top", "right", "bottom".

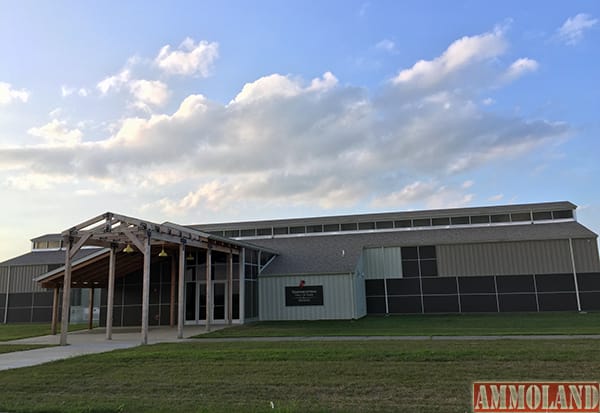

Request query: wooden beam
[
  {"left": 51, "top": 287, "right": 59, "bottom": 335},
  {"left": 177, "top": 243, "right": 185, "bottom": 339},
  {"left": 227, "top": 251, "right": 233, "bottom": 325},
  {"left": 106, "top": 247, "right": 116, "bottom": 340},
  {"left": 69, "top": 233, "right": 92, "bottom": 259},
  {"left": 141, "top": 237, "right": 151, "bottom": 345},
  {"left": 169, "top": 255, "right": 176, "bottom": 327},
  {"left": 205, "top": 247, "right": 212, "bottom": 332},
  {"left": 60, "top": 237, "right": 73, "bottom": 345},
  {"left": 121, "top": 227, "right": 145, "bottom": 252},
  {"left": 87, "top": 288, "right": 94, "bottom": 330}
]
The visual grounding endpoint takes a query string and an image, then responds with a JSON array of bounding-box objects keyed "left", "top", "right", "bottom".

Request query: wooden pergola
[{"left": 38, "top": 212, "right": 257, "bottom": 346}]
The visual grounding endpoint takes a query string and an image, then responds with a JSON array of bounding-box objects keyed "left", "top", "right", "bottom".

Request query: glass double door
[{"left": 185, "top": 281, "right": 227, "bottom": 324}]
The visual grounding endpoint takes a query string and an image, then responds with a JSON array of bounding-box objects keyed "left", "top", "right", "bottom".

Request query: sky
[{"left": 0, "top": 0, "right": 599, "bottom": 261}]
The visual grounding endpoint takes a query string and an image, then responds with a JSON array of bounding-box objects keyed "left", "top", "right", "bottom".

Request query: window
[
  {"left": 358, "top": 222, "right": 375, "bottom": 230},
  {"left": 224, "top": 230, "right": 240, "bottom": 238},
  {"left": 323, "top": 224, "right": 340, "bottom": 232},
  {"left": 240, "top": 229, "right": 256, "bottom": 237},
  {"left": 306, "top": 225, "right": 323, "bottom": 233},
  {"left": 533, "top": 211, "right": 552, "bottom": 221},
  {"left": 511, "top": 212, "right": 531, "bottom": 222},
  {"left": 431, "top": 217, "right": 450, "bottom": 226},
  {"left": 450, "top": 216, "right": 470, "bottom": 225},
  {"left": 471, "top": 215, "right": 490, "bottom": 224},
  {"left": 376, "top": 221, "right": 394, "bottom": 229},
  {"left": 552, "top": 209, "right": 573, "bottom": 219},
  {"left": 289, "top": 226, "right": 306, "bottom": 234},
  {"left": 490, "top": 214, "right": 510, "bottom": 223},
  {"left": 394, "top": 220, "right": 411, "bottom": 228},
  {"left": 273, "top": 227, "right": 289, "bottom": 235},
  {"left": 413, "top": 218, "right": 431, "bottom": 227},
  {"left": 256, "top": 227, "right": 272, "bottom": 236},
  {"left": 340, "top": 223, "right": 357, "bottom": 231},
  {"left": 401, "top": 246, "right": 438, "bottom": 278}
]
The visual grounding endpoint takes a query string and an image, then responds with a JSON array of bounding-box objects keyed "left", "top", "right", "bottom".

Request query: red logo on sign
[{"left": 473, "top": 382, "right": 600, "bottom": 412}]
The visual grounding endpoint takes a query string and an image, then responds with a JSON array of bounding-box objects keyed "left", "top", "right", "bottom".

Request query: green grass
[
  {"left": 197, "top": 312, "right": 600, "bottom": 338},
  {"left": 0, "top": 339, "right": 599, "bottom": 412},
  {"left": 0, "top": 344, "right": 53, "bottom": 354},
  {"left": 0, "top": 323, "right": 94, "bottom": 342}
]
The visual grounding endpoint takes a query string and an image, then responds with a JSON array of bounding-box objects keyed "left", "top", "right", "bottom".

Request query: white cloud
[
  {"left": 97, "top": 68, "right": 132, "bottom": 94},
  {"left": 0, "top": 82, "right": 29, "bottom": 104},
  {"left": 557, "top": 13, "right": 598, "bottom": 45},
  {"left": 488, "top": 193, "right": 504, "bottom": 202},
  {"left": 27, "top": 119, "right": 83, "bottom": 146},
  {"left": 155, "top": 37, "right": 219, "bottom": 76},
  {"left": 128, "top": 79, "right": 170, "bottom": 109},
  {"left": 78, "top": 88, "right": 89, "bottom": 97},
  {"left": 376, "top": 39, "right": 396, "bottom": 52},
  {"left": 392, "top": 26, "right": 507, "bottom": 89},
  {"left": 0, "top": 26, "right": 570, "bottom": 218},
  {"left": 482, "top": 97, "right": 495, "bottom": 106},
  {"left": 503, "top": 58, "right": 539, "bottom": 82}
]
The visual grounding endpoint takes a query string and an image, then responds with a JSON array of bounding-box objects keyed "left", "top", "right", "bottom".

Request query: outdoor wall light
[
  {"left": 158, "top": 245, "right": 168, "bottom": 257},
  {"left": 123, "top": 244, "right": 134, "bottom": 253},
  {"left": 186, "top": 252, "right": 194, "bottom": 261}
]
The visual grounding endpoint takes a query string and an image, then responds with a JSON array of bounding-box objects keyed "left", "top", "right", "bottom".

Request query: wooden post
[
  {"left": 177, "top": 243, "right": 185, "bottom": 339},
  {"left": 141, "top": 236, "right": 151, "bottom": 345},
  {"left": 60, "top": 237, "right": 73, "bottom": 346},
  {"left": 205, "top": 247, "right": 212, "bottom": 332},
  {"left": 106, "top": 246, "right": 116, "bottom": 340},
  {"left": 87, "top": 288, "right": 94, "bottom": 330},
  {"left": 238, "top": 248, "right": 245, "bottom": 324},
  {"left": 51, "top": 287, "right": 59, "bottom": 335},
  {"left": 170, "top": 255, "right": 176, "bottom": 327},
  {"left": 227, "top": 252, "right": 233, "bottom": 325}
]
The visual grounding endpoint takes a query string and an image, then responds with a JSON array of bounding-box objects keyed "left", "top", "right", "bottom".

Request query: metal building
[{"left": 2, "top": 201, "right": 599, "bottom": 340}]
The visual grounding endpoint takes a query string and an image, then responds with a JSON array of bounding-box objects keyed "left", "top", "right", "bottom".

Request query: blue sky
[{"left": 0, "top": 0, "right": 598, "bottom": 261}]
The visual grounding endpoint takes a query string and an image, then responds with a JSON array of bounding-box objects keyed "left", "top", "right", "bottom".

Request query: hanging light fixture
[
  {"left": 123, "top": 243, "right": 134, "bottom": 253},
  {"left": 186, "top": 252, "right": 194, "bottom": 261},
  {"left": 158, "top": 245, "right": 168, "bottom": 257}
]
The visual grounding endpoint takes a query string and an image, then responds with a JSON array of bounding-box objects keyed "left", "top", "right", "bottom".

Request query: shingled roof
[
  {"left": 0, "top": 248, "right": 101, "bottom": 267},
  {"left": 251, "top": 221, "right": 597, "bottom": 276}
]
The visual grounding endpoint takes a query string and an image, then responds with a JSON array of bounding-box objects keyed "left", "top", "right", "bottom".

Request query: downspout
[
  {"left": 568, "top": 238, "right": 582, "bottom": 312},
  {"left": 3, "top": 265, "right": 10, "bottom": 324}
]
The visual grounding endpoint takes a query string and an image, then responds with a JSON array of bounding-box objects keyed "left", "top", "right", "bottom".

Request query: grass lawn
[
  {"left": 0, "top": 339, "right": 599, "bottom": 412},
  {"left": 198, "top": 312, "right": 600, "bottom": 338},
  {"left": 0, "top": 323, "right": 94, "bottom": 342},
  {"left": 0, "top": 344, "right": 53, "bottom": 354}
]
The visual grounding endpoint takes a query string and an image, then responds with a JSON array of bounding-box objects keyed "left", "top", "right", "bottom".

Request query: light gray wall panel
[
  {"left": 572, "top": 239, "right": 600, "bottom": 273},
  {"left": 438, "top": 240, "right": 574, "bottom": 276},
  {"left": 383, "top": 247, "right": 403, "bottom": 277},
  {"left": 259, "top": 273, "right": 357, "bottom": 320},
  {"left": 363, "top": 248, "right": 384, "bottom": 279},
  {"left": 363, "top": 247, "right": 402, "bottom": 279}
]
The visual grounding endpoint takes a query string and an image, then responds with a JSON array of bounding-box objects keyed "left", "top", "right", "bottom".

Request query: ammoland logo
[{"left": 473, "top": 382, "right": 600, "bottom": 412}]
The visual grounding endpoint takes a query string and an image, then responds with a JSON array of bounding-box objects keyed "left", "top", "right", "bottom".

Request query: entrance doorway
[{"left": 185, "top": 280, "right": 227, "bottom": 324}]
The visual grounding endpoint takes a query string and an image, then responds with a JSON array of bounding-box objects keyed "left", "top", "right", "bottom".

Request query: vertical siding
[
  {"left": 363, "top": 247, "right": 402, "bottom": 279},
  {"left": 438, "top": 240, "right": 573, "bottom": 276},
  {"left": 259, "top": 273, "right": 355, "bottom": 320},
  {"left": 572, "top": 239, "right": 600, "bottom": 273},
  {"left": 0, "top": 265, "right": 48, "bottom": 293}
]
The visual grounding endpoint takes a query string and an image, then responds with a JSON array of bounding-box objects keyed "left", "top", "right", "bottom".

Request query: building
[{"left": 1, "top": 201, "right": 599, "bottom": 343}]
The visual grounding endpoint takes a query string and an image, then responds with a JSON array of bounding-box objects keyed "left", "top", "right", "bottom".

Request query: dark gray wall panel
[
  {"left": 423, "top": 295, "right": 459, "bottom": 313},
  {"left": 33, "top": 292, "right": 54, "bottom": 307},
  {"left": 122, "top": 306, "right": 142, "bottom": 325},
  {"left": 460, "top": 295, "right": 498, "bottom": 312},
  {"left": 498, "top": 294, "right": 537, "bottom": 312},
  {"left": 496, "top": 275, "right": 535, "bottom": 293},
  {"left": 580, "top": 292, "right": 600, "bottom": 311},
  {"left": 422, "top": 277, "right": 457, "bottom": 295},
  {"left": 535, "top": 274, "right": 575, "bottom": 293},
  {"left": 537, "top": 293, "right": 577, "bottom": 311},
  {"left": 7, "top": 308, "right": 31, "bottom": 322},
  {"left": 366, "top": 297, "right": 386, "bottom": 314},
  {"left": 386, "top": 278, "right": 420, "bottom": 295},
  {"left": 365, "top": 279, "right": 385, "bottom": 296},
  {"left": 388, "top": 296, "right": 422, "bottom": 313},
  {"left": 458, "top": 276, "right": 496, "bottom": 294},
  {"left": 9, "top": 292, "right": 33, "bottom": 307},
  {"left": 32, "top": 307, "right": 52, "bottom": 322},
  {"left": 577, "top": 273, "right": 600, "bottom": 292}
]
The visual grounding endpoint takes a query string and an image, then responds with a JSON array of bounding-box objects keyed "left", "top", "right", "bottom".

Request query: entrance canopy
[{"left": 36, "top": 212, "right": 277, "bottom": 346}]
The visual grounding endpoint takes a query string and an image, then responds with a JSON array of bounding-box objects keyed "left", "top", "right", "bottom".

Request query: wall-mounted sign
[{"left": 285, "top": 285, "right": 324, "bottom": 306}]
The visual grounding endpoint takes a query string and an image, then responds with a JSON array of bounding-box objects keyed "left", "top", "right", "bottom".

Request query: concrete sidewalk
[{"left": 0, "top": 325, "right": 221, "bottom": 371}]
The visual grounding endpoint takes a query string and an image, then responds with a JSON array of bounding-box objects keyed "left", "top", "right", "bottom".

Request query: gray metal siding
[
  {"left": 259, "top": 273, "right": 356, "bottom": 320},
  {"left": 0, "top": 265, "right": 48, "bottom": 293},
  {"left": 437, "top": 240, "right": 574, "bottom": 276},
  {"left": 572, "top": 239, "right": 600, "bottom": 273},
  {"left": 363, "top": 247, "right": 402, "bottom": 279}
]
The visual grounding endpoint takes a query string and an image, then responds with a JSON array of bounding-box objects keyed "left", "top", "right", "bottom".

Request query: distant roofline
[{"left": 189, "top": 201, "right": 577, "bottom": 231}]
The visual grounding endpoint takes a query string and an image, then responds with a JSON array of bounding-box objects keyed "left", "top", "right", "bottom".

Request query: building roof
[
  {"left": 0, "top": 248, "right": 101, "bottom": 267},
  {"left": 191, "top": 201, "right": 577, "bottom": 232},
  {"left": 253, "top": 221, "right": 597, "bottom": 276}
]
